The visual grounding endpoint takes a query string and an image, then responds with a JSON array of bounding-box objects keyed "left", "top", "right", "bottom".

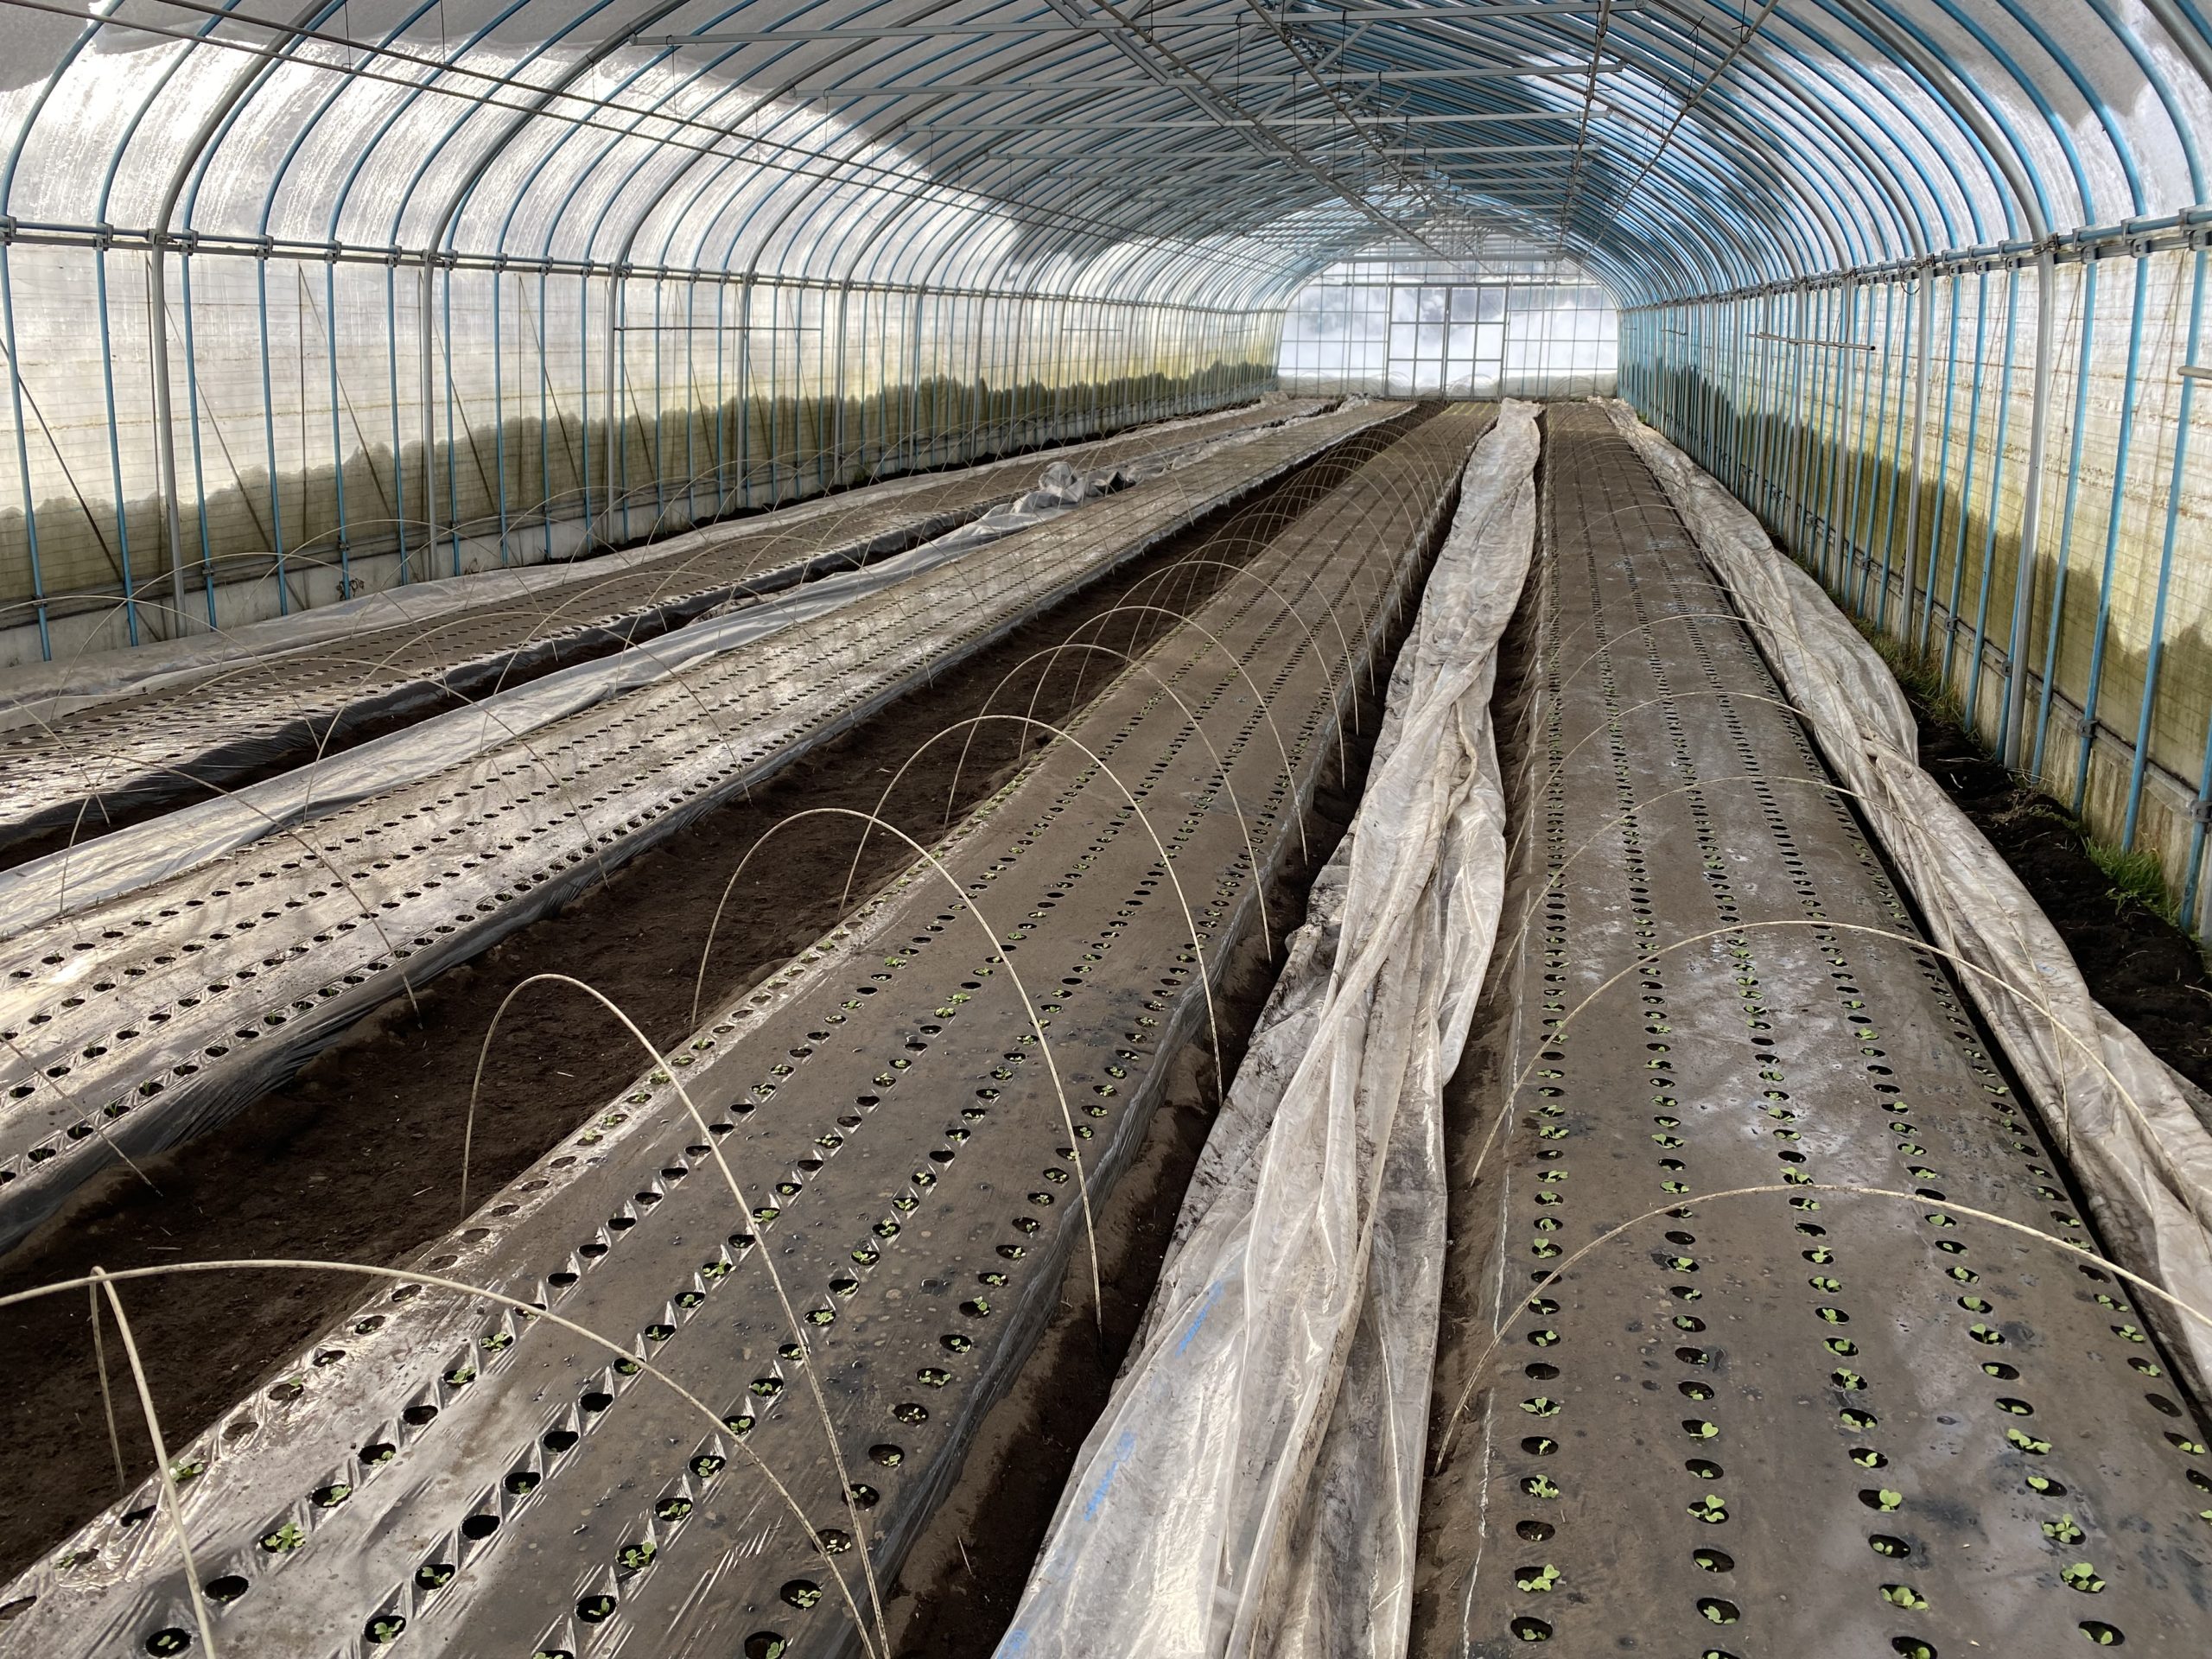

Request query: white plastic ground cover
[
  {"left": 0, "top": 453, "right": 1181, "bottom": 936},
  {"left": 0, "top": 399, "right": 1319, "bottom": 731},
  {"left": 1603, "top": 398, "right": 2212, "bottom": 1393},
  {"left": 995, "top": 403, "right": 1540, "bottom": 1659},
  {"left": 0, "top": 402, "right": 1399, "bottom": 1252},
  {"left": 0, "top": 538, "right": 970, "bottom": 936},
  {"left": 0, "top": 516, "right": 969, "bottom": 866},
  {"left": 0, "top": 467, "right": 987, "bottom": 747},
  {"left": 0, "top": 494, "right": 918, "bottom": 729}
]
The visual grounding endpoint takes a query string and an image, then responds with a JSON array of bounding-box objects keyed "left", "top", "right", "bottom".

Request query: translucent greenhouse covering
[
  {"left": 0, "top": 0, "right": 2209, "bottom": 919},
  {"left": 6, "top": 9, "right": 2212, "bottom": 1658}
]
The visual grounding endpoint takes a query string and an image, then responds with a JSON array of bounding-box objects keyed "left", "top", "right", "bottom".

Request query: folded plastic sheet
[
  {"left": 902, "top": 459, "right": 1131, "bottom": 556},
  {"left": 995, "top": 403, "right": 1541, "bottom": 1659},
  {"left": 1603, "top": 398, "right": 2212, "bottom": 1394},
  {"left": 0, "top": 454, "right": 1162, "bottom": 938}
]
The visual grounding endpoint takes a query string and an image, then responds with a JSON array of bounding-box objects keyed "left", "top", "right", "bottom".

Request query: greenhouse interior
[{"left": 1, "top": 1, "right": 2211, "bottom": 1656}]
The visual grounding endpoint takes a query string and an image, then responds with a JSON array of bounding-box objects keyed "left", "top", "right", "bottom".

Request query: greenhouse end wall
[
  {"left": 1275, "top": 257, "right": 1620, "bottom": 399},
  {"left": 1624, "top": 232, "right": 2212, "bottom": 939}
]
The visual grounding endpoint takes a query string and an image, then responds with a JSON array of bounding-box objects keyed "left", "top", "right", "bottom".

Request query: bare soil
[
  {"left": 0, "top": 421, "right": 1408, "bottom": 1586},
  {"left": 1910, "top": 707, "right": 2212, "bottom": 1096}
]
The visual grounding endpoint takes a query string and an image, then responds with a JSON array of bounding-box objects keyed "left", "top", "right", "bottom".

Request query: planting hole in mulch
[{"left": 0, "top": 416, "right": 1417, "bottom": 1586}]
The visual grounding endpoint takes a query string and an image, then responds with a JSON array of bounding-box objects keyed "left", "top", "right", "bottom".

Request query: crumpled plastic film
[
  {"left": 1602, "top": 397, "right": 2212, "bottom": 1395},
  {"left": 0, "top": 400, "right": 1310, "bottom": 731},
  {"left": 995, "top": 402, "right": 1541, "bottom": 1659},
  {"left": 0, "top": 452, "right": 1178, "bottom": 935}
]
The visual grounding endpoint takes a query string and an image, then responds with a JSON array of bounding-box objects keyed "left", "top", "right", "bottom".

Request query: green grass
[
  {"left": 1848, "top": 613, "right": 2198, "bottom": 939},
  {"left": 2086, "top": 839, "right": 2177, "bottom": 921},
  {"left": 1853, "top": 618, "right": 1968, "bottom": 730}
]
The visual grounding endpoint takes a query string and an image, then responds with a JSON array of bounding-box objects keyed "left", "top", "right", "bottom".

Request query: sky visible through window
[{"left": 1279, "top": 259, "right": 1618, "bottom": 398}]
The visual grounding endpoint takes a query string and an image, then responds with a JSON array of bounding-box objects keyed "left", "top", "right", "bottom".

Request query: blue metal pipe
[
  {"left": 2030, "top": 260, "right": 2101, "bottom": 783},
  {"left": 2120, "top": 245, "right": 2209, "bottom": 849},
  {"left": 2069, "top": 257, "right": 2152, "bottom": 817}
]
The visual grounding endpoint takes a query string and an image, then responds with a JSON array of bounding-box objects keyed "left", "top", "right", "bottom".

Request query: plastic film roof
[{"left": 1, "top": 1, "right": 2209, "bottom": 310}]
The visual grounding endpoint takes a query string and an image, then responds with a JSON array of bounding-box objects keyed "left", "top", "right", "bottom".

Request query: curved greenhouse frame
[
  {"left": 0, "top": 0, "right": 2207, "bottom": 899},
  {"left": 9, "top": 11, "right": 2212, "bottom": 1659}
]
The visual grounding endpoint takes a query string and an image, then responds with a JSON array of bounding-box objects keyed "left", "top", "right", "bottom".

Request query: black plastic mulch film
[
  {"left": 0, "top": 402, "right": 1388, "bottom": 1250},
  {"left": 0, "top": 407, "right": 1491, "bottom": 1659},
  {"left": 1413, "top": 406, "right": 2210, "bottom": 1658}
]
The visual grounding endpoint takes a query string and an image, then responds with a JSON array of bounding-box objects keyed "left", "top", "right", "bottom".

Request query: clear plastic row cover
[{"left": 0, "top": 3, "right": 2207, "bottom": 301}]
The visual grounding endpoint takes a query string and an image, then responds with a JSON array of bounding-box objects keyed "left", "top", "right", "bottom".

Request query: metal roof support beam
[
  {"left": 905, "top": 112, "right": 1597, "bottom": 128},
  {"left": 1225, "top": 0, "right": 1459, "bottom": 220},
  {"left": 1269, "top": 1, "right": 1637, "bottom": 17},
  {"left": 640, "top": 3, "right": 1639, "bottom": 42},
  {"left": 779, "top": 64, "right": 1619, "bottom": 91},
  {"left": 1032, "top": 0, "right": 1440, "bottom": 248},
  {"left": 981, "top": 143, "right": 1585, "bottom": 156}
]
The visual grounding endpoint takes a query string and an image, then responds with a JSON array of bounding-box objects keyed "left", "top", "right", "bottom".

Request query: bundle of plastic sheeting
[
  {"left": 1603, "top": 397, "right": 2212, "bottom": 1395},
  {"left": 995, "top": 402, "right": 1541, "bottom": 1659},
  {"left": 923, "top": 458, "right": 1136, "bottom": 552},
  {"left": 901, "top": 436, "right": 1267, "bottom": 568}
]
